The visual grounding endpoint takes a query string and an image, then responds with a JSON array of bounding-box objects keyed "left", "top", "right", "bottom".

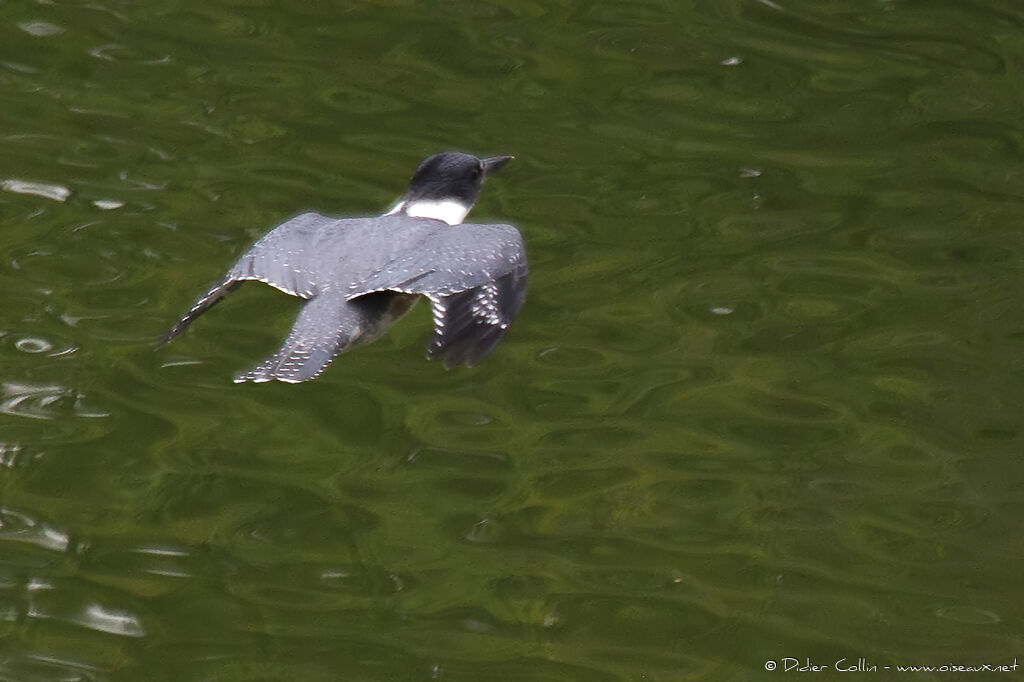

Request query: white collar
[{"left": 384, "top": 198, "right": 470, "bottom": 226}]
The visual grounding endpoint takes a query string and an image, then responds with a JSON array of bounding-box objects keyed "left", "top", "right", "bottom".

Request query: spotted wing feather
[
  {"left": 425, "top": 266, "right": 527, "bottom": 368},
  {"left": 347, "top": 222, "right": 528, "bottom": 368},
  {"left": 349, "top": 223, "right": 526, "bottom": 297},
  {"left": 223, "top": 212, "right": 336, "bottom": 298},
  {"left": 233, "top": 292, "right": 366, "bottom": 383},
  {"left": 159, "top": 212, "right": 344, "bottom": 346}
]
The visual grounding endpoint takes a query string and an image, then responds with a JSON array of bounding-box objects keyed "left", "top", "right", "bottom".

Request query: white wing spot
[
  {"left": 427, "top": 295, "right": 449, "bottom": 331},
  {"left": 471, "top": 283, "right": 505, "bottom": 327}
]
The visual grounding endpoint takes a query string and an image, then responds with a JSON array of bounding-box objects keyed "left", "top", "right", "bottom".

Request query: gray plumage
[{"left": 160, "top": 211, "right": 527, "bottom": 383}]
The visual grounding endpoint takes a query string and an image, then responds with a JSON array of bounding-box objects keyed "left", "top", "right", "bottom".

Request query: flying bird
[{"left": 159, "top": 151, "right": 527, "bottom": 383}]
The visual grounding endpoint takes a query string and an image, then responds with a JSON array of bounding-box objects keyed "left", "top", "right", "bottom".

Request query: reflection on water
[
  {"left": 1, "top": 179, "right": 71, "bottom": 202},
  {"left": 0, "top": 507, "right": 70, "bottom": 553},
  {"left": 0, "top": 383, "right": 109, "bottom": 420},
  {"left": 1, "top": 0, "right": 1022, "bottom": 679}
]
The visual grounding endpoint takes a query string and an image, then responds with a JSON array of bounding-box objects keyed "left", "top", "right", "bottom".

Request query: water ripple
[
  {"left": 319, "top": 84, "right": 409, "bottom": 114},
  {"left": 737, "top": 1, "right": 1006, "bottom": 75},
  {"left": 79, "top": 602, "right": 147, "bottom": 637},
  {"left": 1, "top": 178, "right": 71, "bottom": 202},
  {"left": 9, "top": 333, "right": 78, "bottom": 357},
  {"left": 89, "top": 43, "right": 171, "bottom": 65},
  {"left": 92, "top": 198, "right": 124, "bottom": 210},
  {"left": 935, "top": 605, "right": 1001, "bottom": 625},
  {"left": 17, "top": 21, "right": 66, "bottom": 37},
  {"left": 26, "top": 579, "right": 147, "bottom": 639},
  {"left": 0, "top": 507, "right": 70, "bottom": 553},
  {"left": 0, "top": 441, "right": 38, "bottom": 469},
  {"left": 0, "top": 383, "right": 110, "bottom": 420},
  {"left": 0, "top": 654, "right": 103, "bottom": 682}
]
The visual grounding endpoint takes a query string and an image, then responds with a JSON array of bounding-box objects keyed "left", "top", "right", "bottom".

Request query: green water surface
[{"left": 1, "top": 1, "right": 1022, "bottom": 680}]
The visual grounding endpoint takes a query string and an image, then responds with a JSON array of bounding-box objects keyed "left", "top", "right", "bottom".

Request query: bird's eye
[{"left": 471, "top": 165, "right": 483, "bottom": 180}]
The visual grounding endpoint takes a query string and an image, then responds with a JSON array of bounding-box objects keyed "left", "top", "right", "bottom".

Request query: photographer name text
[{"left": 764, "top": 657, "right": 1019, "bottom": 673}]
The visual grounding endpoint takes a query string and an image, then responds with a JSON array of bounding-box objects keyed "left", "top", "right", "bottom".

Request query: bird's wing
[
  {"left": 348, "top": 222, "right": 525, "bottom": 297},
  {"left": 347, "top": 223, "right": 528, "bottom": 368},
  {"left": 424, "top": 266, "right": 527, "bottom": 368},
  {"left": 226, "top": 212, "right": 340, "bottom": 298},
  {"left": 159, "top": 212, "right": 340, "bottom": 346},
  {"left": 234, "top": 292, "right": 365, "bottom": 383}
]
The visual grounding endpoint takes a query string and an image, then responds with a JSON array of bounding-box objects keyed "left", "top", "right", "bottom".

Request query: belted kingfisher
[{"left": 159, "top": 151, "right": 527, "bottom": 383}]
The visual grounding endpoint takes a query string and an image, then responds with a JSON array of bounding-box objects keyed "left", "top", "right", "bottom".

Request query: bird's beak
[{"left": 482, "top": 155, "right": 514, "bottom": 178}]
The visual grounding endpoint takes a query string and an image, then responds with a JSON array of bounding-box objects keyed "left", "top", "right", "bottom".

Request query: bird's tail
[
  {"left": 233, "top": 293, "right": 366, "bottom": 384},
  {"left": 157, "top": 278, "right": 240, "bottom": 347}
]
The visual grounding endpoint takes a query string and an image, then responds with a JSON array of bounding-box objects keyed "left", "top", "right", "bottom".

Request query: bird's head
[{"left": 390, "top": 151, "right": 513, "bottom": 225}]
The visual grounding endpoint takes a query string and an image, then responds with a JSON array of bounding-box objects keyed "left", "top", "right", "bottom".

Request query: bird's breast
[
  {"left": 348, "top": 291, "right": 420, "bottom": 347},
  {"left": 386, "top": 292, "right": 420, "bottom": 320}
]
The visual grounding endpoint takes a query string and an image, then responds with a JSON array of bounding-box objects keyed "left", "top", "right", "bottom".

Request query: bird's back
[{"left": 234, "top": 213, "right": 440, "bottom": 298}]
